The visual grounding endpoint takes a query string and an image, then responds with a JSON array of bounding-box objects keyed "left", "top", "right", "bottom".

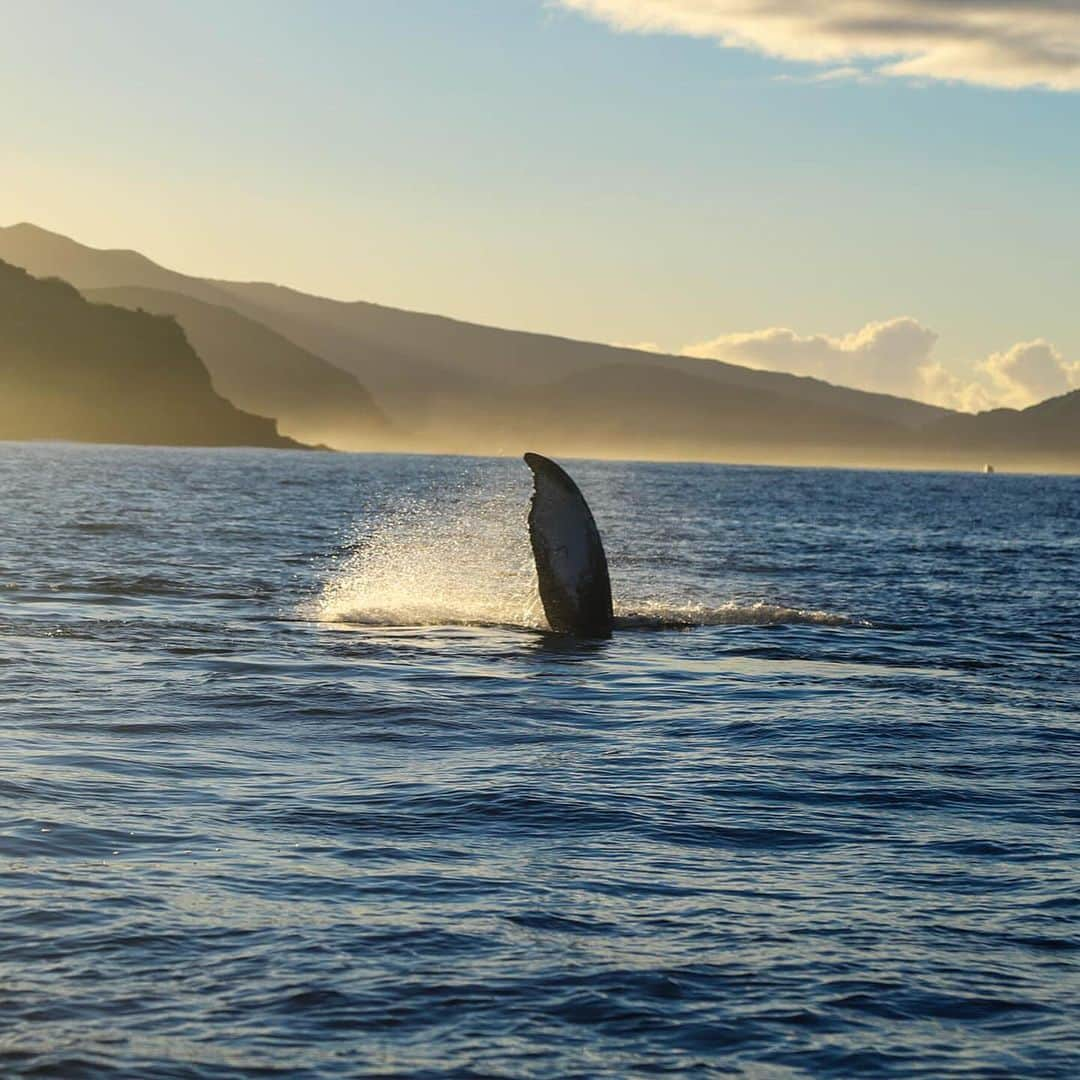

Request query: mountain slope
[
  {"left": 0, "top": 223, "right": 388, "bottom": 446},
  {"left": 215, "top": 278, "right": 949, "bottom": 431},
  {"left": 0, "top": 222, "right": 237, "bottom": 303},
  {"left": 6, "top": 222, "right": 1075, "bottom": 469},
  {"left": 926, "top": 389, "right": 1080, "bottom": 468},
  {"left": 519, "top": 362, "right": 913, "bottom": 463},
  {"left": 84, "top": 286, "right": 388, "bottom": 449},
  {"left": 0, "top": 260, "right": 301, "bottom": 448},
  {"left": 0, "top": 224, "right": 950, "bottom": 445}
]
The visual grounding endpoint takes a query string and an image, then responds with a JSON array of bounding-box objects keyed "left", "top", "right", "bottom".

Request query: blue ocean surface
[{"left": 1, "top": 442, "right": 1077, "bottom": 1078}]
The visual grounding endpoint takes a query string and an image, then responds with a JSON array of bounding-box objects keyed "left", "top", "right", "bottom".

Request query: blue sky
[{"left": 2, "top": 0, "right": 1078, "bottom": 409}]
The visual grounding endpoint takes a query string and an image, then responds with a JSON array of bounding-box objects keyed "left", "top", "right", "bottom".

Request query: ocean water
[{"left": 1, "top": 442, "right": 1077, "bottom": 1078}]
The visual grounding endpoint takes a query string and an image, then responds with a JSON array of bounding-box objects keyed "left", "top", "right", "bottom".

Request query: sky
[{"left": 2, "top": 0, "right": 1078, "bottom": 411}]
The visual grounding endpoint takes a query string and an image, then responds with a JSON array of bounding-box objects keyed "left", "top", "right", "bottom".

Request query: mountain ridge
[
  {"left": 0, "top": 223, "right": 950, "bottom": 434},
  {"left": 0, "top": 259, "right": 303, "bottom": 449},
  {"left": 214, "top": 277, "right": 950, "bottom": 430},
  {"left": 83, "top": 285, "right": 389, "bottom": 449},
  {"left": 2, "top": 222, "right": 1075, "bottom": 470}
]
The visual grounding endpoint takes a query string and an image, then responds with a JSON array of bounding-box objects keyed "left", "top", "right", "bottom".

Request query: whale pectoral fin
[{"left": 524, "top": 452, "right": 613, "bottom": 638}]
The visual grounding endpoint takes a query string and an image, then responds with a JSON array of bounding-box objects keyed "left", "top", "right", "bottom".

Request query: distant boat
[{"left": 984, "top": 464, "right": 995, "bottom": 474}]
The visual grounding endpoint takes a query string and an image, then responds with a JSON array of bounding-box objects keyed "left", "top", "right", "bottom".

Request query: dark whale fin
[{"left": 524, "top": 452, "right": 613, "bottom": 638}]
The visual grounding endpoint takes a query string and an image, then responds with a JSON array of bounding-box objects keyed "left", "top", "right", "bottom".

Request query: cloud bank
[
  {"left": 681, "top": 318, "right": 1079, "bottom": 411},
  {"left": 980, "top": 339, "right": 1080, "bottom": 408},
  {"left": 558, "top": 1, "right": 1080, "bottom": 90}
]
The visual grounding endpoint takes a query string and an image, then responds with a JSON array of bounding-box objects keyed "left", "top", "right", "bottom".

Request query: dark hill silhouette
[
  {"left": 83, "top": 286, "right": 388, "bottom": 449},
  {"left": 371, "top": 361, "right": 918, "bottom": 464},
  {"left": 925, "top": 389, "right": 1080, "bottom": 469},
  {"left": 2, "top": 222, "right": 1076, "bottom": 470},
  {"left": 213, "top": 279, "right": 948, "bottom": 432},
  {"left": 519, "top": 363, "right": 911, "bottom": 463},
  {"left": 0, "top": 260, "right": 301, "bottom": 448},
  {"left": 0, "top": 223, "right": 442, "bottom": 423},
  {"left": 0, "top": 224, "right": 948, "bottom": 448},
  {"left": 0, "top": 222, "right": 235, "bottom": 303}
]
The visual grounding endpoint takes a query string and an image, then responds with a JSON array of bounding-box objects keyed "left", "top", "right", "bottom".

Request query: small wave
[
  {"left": 319, "top": 599, "right": 859, "bottom": 632},
  {"left": 318, "top": 602, "right": 543, "bottom": 631},
  {"left": 614, "top": 601, "right": 863, "bottom": 630},
  {"left": 66, "top": 520, "right": 141, "bottom": 535},
  {"left": 84, "top": 573, "right": 190, "bottom": 598}
]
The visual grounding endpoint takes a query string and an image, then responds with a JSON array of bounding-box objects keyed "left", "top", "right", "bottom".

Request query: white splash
[
  {"left": 313, "top": 488, "right": 544, "bottom": 630},
  {"left": 613, "top": 601, "right": 863, "bottom": 629},
  {"left": 310, "top": 481, "right": 862, "bottom": 633}
]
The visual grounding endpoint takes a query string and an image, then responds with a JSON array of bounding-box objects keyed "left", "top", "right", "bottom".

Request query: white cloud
[
  {"left": 811, "top": 65, "right": 874, "bottom": 84},
  {"left": 611, "top": 339, "right": 664, "bottom": 352},
  {"left": 683, "top": 316, "right": 940, "bottom": 400},
  {"left": 557, "top": 1, "right": 1080, "bottom": 90},
  {"left": 917, "top": 361, "right": 997, "bottom": 413},
  {"left": 979, "top": 339, "right": 1080, "bottom": 407},
  {"left": 681, "top": 318, "right": 1079, "bottom": 410}
]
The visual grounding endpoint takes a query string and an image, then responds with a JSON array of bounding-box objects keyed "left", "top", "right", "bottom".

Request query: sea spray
[
  {"left": 313, "top": 498, "right": 859, "bottom": 631},
  {"left": 310, "top": 462, "right": 862, "bottom": 632},
  {"left": 313, "top": 483, "right": 544, "bottom": 629}
]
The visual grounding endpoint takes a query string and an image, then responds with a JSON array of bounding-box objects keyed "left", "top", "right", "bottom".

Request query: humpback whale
[{"left": 524, "top": 452, "right": 614, "bottom": 638}]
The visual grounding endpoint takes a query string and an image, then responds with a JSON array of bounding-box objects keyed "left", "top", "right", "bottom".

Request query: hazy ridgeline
[
  {"left": 1, "top": 222, "right": 1078, "bottom": 470},
  {"left": 0, "top": 260, "right": 298, "bottom": 449}
]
